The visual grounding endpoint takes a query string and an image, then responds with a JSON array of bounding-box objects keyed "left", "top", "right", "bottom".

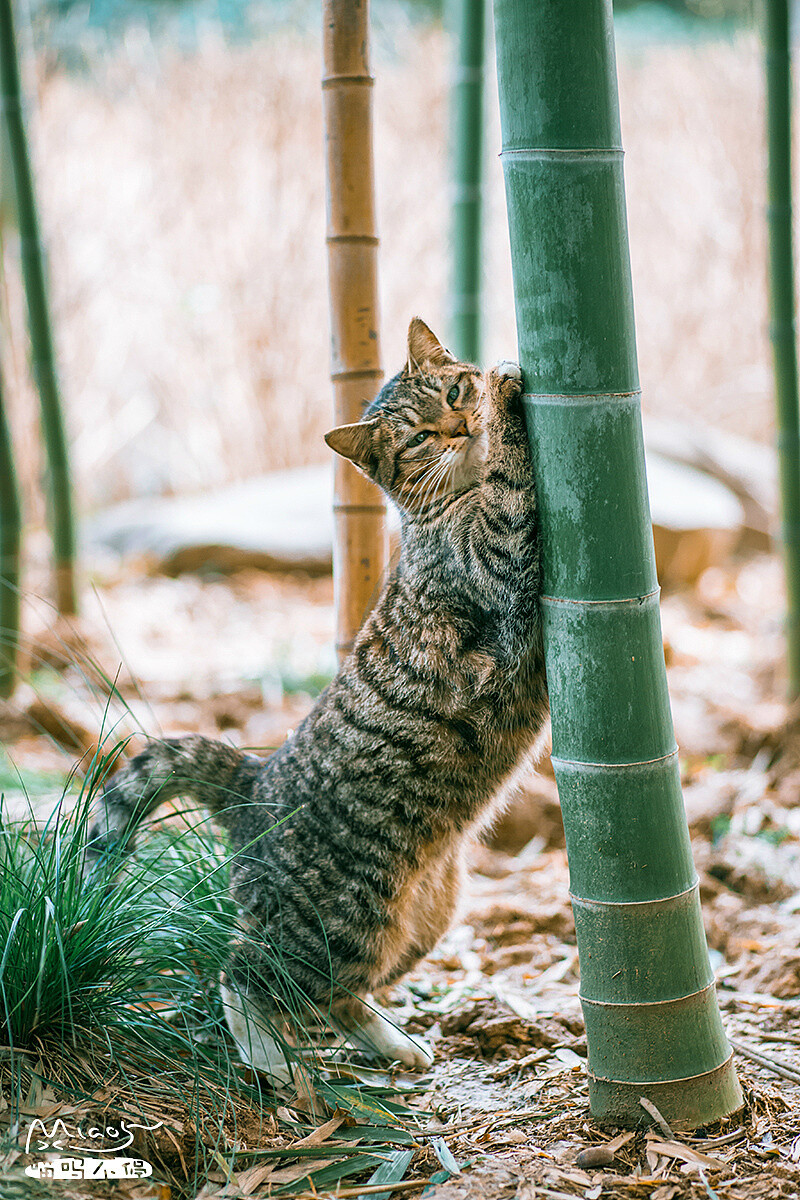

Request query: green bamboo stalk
[
  {"left": 0, "top": 0, "right": 76, "bottom": 615},
  {"left": 493, "top": 0, "right": 742, "bottom": 1128},
  {"left": 448, "top": 0, "right": 484, "bottom": 363},
  {"left": 765, "top": 0, "right": 800, "bottom": 698},
  {"left": 0, "top": 347, "right": 21, "bottom": 698}
]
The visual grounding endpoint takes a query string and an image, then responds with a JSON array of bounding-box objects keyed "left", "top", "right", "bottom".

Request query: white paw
[
  {"left": 393, "top": 1033, "right": 435, "bottom": 1070},
  {"left": 493, "top": 360, "right": 522, "bottom": 382},
  {"left": 351, "top": 1007, "right": 434, "bottom": 1071}
]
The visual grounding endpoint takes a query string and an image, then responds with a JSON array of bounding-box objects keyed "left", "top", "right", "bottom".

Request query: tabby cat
[{"left": 89, "top": 318, "right": 548, "bottom": 1078}]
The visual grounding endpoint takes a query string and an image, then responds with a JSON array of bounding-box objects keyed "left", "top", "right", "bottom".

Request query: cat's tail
[{"left": 87, "top": 735, "right": 261, "bottom": 855}]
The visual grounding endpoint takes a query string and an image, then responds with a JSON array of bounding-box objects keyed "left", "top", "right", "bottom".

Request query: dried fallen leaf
[
  {"left": 646, "top": 1139, "right": 727, "bottom": 1170},
  {"left": 292, "top": 1114, "right": 347, "bottom": 1147},
  {"left": 268, "top": 1155, "right": 339, "bottom": 1184},
  {"left": 237, "top": 1162, "right": 276, "bottom": 1196},
  {"left": 292, "top": 1062, "right": 327, "bottom": 1118},
  {"left": 645, "top": 1147, "right": 661, "bottom": 1173},
  {"left": 640, "top": 1096, "right": 675, "bottom": 1139}
]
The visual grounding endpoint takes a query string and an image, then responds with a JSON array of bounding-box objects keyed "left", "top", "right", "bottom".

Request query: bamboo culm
[
  {"left": 0, "top": 350, "right": 21, "bottom": 698},
  {"left": 323, "top": 0, "right": 388, "bottom": 661},
  {"left": 448, "top": 0, "right": 484, "bottom": 363},
  {"left": 493, "top": 0, "right": 742, "bottom": 1127},
  {"left": 0, "top": 0, "right": 76, "bottom": 615},
  {"left": 765, "top": 0, "right": 800, "bottom": 698}
]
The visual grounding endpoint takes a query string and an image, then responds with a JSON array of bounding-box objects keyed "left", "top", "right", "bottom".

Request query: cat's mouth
[{"left": 442, "top": 430, "right": 486, "bottom": 495}]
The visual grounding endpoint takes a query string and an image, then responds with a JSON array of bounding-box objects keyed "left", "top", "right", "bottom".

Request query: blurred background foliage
[
  {"left": 23, "top": 0, "right": 757, "bottom": 65},
  {"left": 0, "top": 0, "right": 776, "bottom": 533}
]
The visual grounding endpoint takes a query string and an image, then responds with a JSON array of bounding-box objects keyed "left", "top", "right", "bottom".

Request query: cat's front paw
[
  {"left": 352, "top": 1007, "right": 435, "bottom": 1071},
  {"left": 489, "top": 361, "right": 523, "bottom": 403},
  {"left": 397, "top": 1033, "right": 435, "bottom": 1071}
]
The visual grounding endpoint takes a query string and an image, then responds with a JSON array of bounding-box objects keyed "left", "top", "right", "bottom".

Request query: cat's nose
[{"left": 445, "top": 416, "right": 469, "bottom": 438}]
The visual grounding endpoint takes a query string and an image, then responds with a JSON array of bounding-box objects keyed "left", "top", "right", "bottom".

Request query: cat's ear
[
  {"left": 324, "top": 418, "right": 380, "bottom": 474},
  {"left": 406, "top": 317, "right": 457, "bottom": 372}
]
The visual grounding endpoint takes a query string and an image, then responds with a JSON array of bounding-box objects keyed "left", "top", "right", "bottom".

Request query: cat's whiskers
[
  {"left": 418, "top": 454, "right": 450, "bottom": 503},
  {"left": 406, "top": 429, "right": 473, "bottom": 509},
  {"left": 406, "top": 458, "right": 437, "bottom": 485},
  {"left": 408, "top": 456, "right": 446, "bottom": 508},
  {"left": 432, "top": 444, "right": 467, "bottom": 500},
  {"left": 417, "top": 452, "right": 455, "bottom": 513}
]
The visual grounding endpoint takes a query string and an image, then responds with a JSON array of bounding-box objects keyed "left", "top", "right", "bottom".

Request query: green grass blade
[{"left": 276, "top": 1153, "right": 389, "bottom": 1195}]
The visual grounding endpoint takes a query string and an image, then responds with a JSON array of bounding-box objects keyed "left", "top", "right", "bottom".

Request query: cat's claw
[
  {"left": 489, "top": 361, "right": 523, "bottom": 405},
  {"left": 492, "top": 360, "right": 522, "bottom": 383}
]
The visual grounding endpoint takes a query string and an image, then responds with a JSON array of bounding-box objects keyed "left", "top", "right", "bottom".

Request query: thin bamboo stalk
[
  {"left": 323, "top": 0, "right": 388, "bottom": 662},
  {"left": 0, "top": 346, "right": 21, "bottom": 698},
  {"left": 765, "top": 0, "right": 800, "bottom": 698},
  {"left": 1, "top": 123, "right": 16, "bottom": 228},
  {"left": 448, "top": 0, "right": 484, "bottom": 363},
  {"left": 493, "top": 0, "right": 742, "bottom": 1128},
  {"left": 0, "top": 0, "right": 76, "bottom": 615}
]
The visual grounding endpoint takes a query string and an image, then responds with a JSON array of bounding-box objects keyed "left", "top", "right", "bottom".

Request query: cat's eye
[
  {"left": 447, "top": 384, "right": 460, "bottom": 404},
  {"left": 409, "top": 430, "right": 431, "bottom": 446}
]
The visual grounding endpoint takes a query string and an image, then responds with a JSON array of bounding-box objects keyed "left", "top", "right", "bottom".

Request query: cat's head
[{"left": 325, "top": 318, "right": 487, "bottom": 516}]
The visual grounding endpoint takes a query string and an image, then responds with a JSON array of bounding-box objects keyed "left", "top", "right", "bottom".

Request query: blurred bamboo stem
[
  {"left": 0, "top": 0, "right": 76, "bottom": 615},
  {"left": 0, "top": 348, "right": 21, "bottom": 698},
  {"left": 323, "top": 0, "right": 388, "bottom": 661},
  {"left": 448, "top": 0, "right": 484, "bottom": 362},
  {"left": 765, "top": 0, "right": 800, "bottom": 698}
]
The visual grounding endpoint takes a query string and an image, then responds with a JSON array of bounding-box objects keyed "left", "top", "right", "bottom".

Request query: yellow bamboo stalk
[{"left": 323, "top": 0, "right": 388, "bottom": 661}]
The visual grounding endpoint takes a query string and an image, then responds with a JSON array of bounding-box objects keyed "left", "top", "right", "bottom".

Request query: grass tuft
[{"left": 0, "top": 745, "right": 286, "bottom": 1192}]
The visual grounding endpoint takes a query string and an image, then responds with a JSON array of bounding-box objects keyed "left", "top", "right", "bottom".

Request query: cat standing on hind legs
[{"left": 89, "top": 317, "right": 549, "bottom": 1081}]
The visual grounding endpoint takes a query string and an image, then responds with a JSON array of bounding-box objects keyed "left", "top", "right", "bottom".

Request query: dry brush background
[{"left": 0, "top": 21, "right": 775, "bottom": 526}]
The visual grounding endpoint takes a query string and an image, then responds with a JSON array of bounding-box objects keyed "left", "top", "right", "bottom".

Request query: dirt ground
[{"left": 2, "top": 544, "right": 800, "bottom": 1198}]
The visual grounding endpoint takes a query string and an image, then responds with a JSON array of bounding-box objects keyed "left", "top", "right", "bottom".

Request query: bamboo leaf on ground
[
  {"left": 337, "top": 1126, "right": 417, "bottom": 1146},
  {"left": 293, "top": 1114, "right": 346, "bottom": 1145},
  {"left": 315, "top": 1083, "right": 403, "bottom": 1127},
  {"left": 362, "top": 1148, "right": 414, "bottom": 1200},
  {"left": 423, "top": 1169, "right": 452, "bottom": 1191},
  {"left": 275, "top": 1152, "right": 389, "bottom": 1195},
  {"left": 269, "top": 1156, "right": 339, "bottom": 1185},
  {"left": 231, "top": 1146, "right": 388, "bottom": 1162},
  {"left": 237, "top": 1161, "right": 276, "bottom": 1196},
  {"left": 429, "top": 1137, "right": 461, "bottom": 1177}
]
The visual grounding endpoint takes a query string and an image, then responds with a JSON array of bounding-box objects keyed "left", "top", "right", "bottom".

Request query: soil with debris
[{"left": 3, "top": 550, "right": 800, "bottom": 1199}]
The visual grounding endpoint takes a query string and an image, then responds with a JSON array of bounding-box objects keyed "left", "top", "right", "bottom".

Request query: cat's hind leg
[
  {"left": 224, "top": 939, "right": 433, "bottom": 1077},
  {"left": 219, "top": 973, "right": 293, "bottom": 1084},
  {"left": 221, "top": 981, "right": 433, "bottom": 1078}
]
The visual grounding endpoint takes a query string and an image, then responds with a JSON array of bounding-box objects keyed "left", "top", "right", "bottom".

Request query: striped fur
[{"left": 90, "top": 318, "right": 548, "bottom": 1072}]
